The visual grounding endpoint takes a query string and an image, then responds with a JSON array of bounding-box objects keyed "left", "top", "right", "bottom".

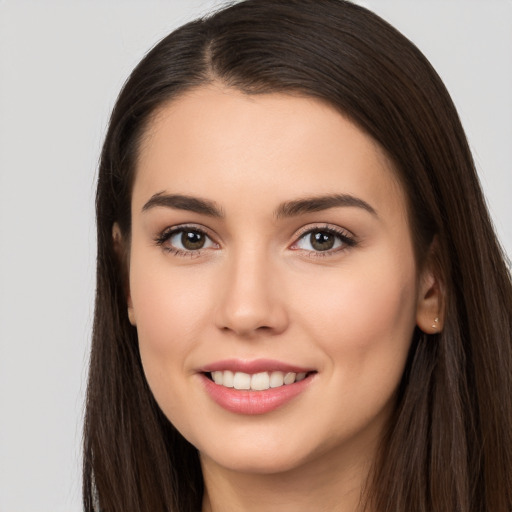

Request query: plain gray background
[{"left": 0, "top": 1, "right": 510, "bottom": 511}]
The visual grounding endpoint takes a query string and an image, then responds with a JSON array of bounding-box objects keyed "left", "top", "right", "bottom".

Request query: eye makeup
[
  {"left": 290, "top": 224, "right": 357, "bottom": 257},
  {"left": 154, "top": 224, "right": 219, "bottom": 257},
  {"left": 153, "top": 222, "right": 358, "bottom": 259}
]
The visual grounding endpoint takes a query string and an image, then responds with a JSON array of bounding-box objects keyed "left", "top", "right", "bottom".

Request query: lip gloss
[{"left": 198, "top": 360, "right": 315, "bottom": 414}]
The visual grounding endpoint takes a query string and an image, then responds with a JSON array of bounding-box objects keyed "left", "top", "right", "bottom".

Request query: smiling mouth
[{"left": 206, "top": 370, "right": 315, "bottom": 391}]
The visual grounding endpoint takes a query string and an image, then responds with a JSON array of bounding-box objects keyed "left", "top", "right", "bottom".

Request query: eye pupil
[
  {"left": 310, "top": 231, "right": 335, "bottom": 251},
  {"left": 182, "top": 231, "right": 205, "bottom": 250}
]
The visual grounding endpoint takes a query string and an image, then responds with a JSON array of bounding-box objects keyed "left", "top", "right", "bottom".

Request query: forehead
[{"left": 133, "top": 86, "right": 406, "bottom": 222}]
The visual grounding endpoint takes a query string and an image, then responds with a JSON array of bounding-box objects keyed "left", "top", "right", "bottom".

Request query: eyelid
[
  {"left": 290, "top": 223, "right": 357, "bottom": 255},
  {"left": 293, "top": 223, "right": 354, "bottom": 239},
  {"left": 154, "top": 222, "right": 356, "bottom": 257},
  {"left": 154, "top": 223, "right": 220, "bottom": 254}
]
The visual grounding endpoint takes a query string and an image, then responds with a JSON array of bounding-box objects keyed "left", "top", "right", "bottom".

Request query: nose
[{"left": 214, "top": 250, "right": 289, "bottom": 338}]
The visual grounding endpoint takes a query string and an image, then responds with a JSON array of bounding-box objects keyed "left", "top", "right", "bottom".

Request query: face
[{"left": 125, "top": 86, "right": 434, "bottom": 477}]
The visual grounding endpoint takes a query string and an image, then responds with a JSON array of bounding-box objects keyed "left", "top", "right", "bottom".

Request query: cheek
[
  {"left": 128, "top": 259, "right": 214, "bottom": 402},
  {"left": 131, "top": 261, "right": 211, "bottom": 345},
  {"left": 345, "top": 273, "right": 416, "bottom": 345},
  {"left": 289, "top": 254, "right": 419, "bottom": 443},
  {"left": 294, "top": 251, "right": 418, "bottom": 375}
]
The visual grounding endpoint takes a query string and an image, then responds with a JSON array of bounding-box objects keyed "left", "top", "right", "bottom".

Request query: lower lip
[{"left": 200, "top": 374, "right": 314, "bottom": 415}]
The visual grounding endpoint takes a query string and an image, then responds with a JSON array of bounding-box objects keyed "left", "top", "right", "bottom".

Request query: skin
[{"left": 120, "top": 85, "right": 441, "bottom": 512}]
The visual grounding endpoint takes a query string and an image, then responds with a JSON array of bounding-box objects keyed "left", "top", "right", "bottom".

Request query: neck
[{"left": 200, "top": 445, "right": 373, "bottom": 512}]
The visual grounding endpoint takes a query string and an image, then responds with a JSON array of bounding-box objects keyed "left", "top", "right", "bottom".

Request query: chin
[{"left": 200, "top": 446, "right": 310, "bottom": 475}]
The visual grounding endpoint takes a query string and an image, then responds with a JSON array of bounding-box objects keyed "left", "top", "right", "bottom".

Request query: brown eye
[
  {"left": 181, "top": 230, "right": 206, "bottom": 250},
  {"left": 161, "top": 228, "right": 217, "bottom": 253},
  {"left": 309, "top": 231, "right": 335, "bottom": 251},
  {"left": 292, "top": 226, "right": 355, "bottom": 255}
]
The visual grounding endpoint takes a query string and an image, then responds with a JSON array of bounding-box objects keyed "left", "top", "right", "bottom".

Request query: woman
[{"left": 83, "top": 1, "right": 512, "bottom": 511}]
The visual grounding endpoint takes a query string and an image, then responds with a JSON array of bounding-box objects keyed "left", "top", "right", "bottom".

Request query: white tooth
[
  {"left": 269, "top": 371, "right": 284, "bottom": 388},
  {"left": 296, "top": 372, "right": 307, "bottom": 382},
  {"left": 284, "top": 372, "right": 296, "bottom": 385},
  {"left": 212, "top": 371, "right": 223, "bottom": 385},
  {"left": 233, "top": 372, "right": 251, "bottom": 390},
  {"left": 251, "top": 372, "right": 270, "bottom": 391},
  {"left": 223, "top": 370, "right": 234, "bottom": 388}
]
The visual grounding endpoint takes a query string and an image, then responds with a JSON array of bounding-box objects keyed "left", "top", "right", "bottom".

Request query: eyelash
[
  {"left": 154, "top": 224, "right": 217, "bottom": 258},
  {"left": 154, "top": 224, "right": 357, "bottom": 258},
  {"left": 291, "top": 225, "right": 357, "bottom": 257}
]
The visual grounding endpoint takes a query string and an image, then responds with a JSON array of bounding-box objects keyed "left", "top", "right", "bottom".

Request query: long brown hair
[{"left": 83, "top": 1, "right": 512, "bottom": 510}]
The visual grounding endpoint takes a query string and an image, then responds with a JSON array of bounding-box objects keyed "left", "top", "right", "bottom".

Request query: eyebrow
[
  {"left": 142, "top": 192, "right": 224, "bottom": 217},
  {"left": 274, "top": 194, "right": 377, "bottom": 219},
  {"left": 141, "top": 191, "right": 377, "bottom": 219}
]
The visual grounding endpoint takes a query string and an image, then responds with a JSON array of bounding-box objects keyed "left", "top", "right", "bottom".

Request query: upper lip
[{"left": 199, "top": 358, "right": 315, "bottom": 374}]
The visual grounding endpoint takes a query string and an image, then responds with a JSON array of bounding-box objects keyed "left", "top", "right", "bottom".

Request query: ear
[
  {"left": 416, "top": 243, "right": 444, "bottom": 334},
  {"left": 112, "top": 222, "right": 136, "bottom": 326}
]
